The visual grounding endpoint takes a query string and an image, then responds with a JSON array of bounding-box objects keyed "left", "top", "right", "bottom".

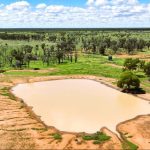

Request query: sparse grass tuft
[
  {"left": 1, "top": 91, "right": 16, "bottom": 100},
  {"left": 122, "top": 134, "right": 138, "bottom": 150},
  {"left": 122, "top": 140, "right": 138, "bottom": 150},
  {"left": 82, "top": 131, "right": 111, "bottom": 144},
  {"left": 51, "top": 133, "right": 62, "bottom": 140},
  {"left": 31, "top": 128, "right": 47, "bottom": 131},
  {"left": 0, "top": 87, "right": 16, "bottom": 100}
]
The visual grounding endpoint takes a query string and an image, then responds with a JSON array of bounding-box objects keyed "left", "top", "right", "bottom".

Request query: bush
[
  {"left": 123, "top": 58, "right": 140, "bottom": 71},
  {"left": 108, "top": 55, "right": 113, "bottom": 61},
  {"left": 52, "top": 133, "right": 62, "bottom": 140},
  {"left": 144, "top": 62, "right": 150, "bottom": 77},
  {"left": 82, "top": 132, "right": 111, "bottom": 144},
  {"left": 0, "top": 70, "right": 6, "bottom": 73},
  {"left": 33, "top": 68, "right": 40, "bottom": 70},
  {"left": 117, "top": 71, "right": 140, "bottom": 90},
  {"left": 139, "top": 60, "right": 145, "bottom": 69}
]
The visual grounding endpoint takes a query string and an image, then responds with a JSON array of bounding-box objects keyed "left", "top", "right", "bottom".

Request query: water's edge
[{"left": 9, "top": 75, "right": 150, "bottom": 147}]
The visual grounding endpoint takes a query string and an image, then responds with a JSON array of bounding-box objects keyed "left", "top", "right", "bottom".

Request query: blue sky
[
  {"left": 0, "top": 0, "right": 149, "bottom": 28},
  {"left": 1, "top": 0, "right": 86, "bottom": 7},
  {"left": 1, "top": 0, "right": 149, "bottom": 6}
]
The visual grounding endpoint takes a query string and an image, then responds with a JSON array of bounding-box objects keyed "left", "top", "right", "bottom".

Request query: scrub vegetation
[
  {"left": 0, "top": 29, "right": 149, "bottom": 149},
  {"left": 51, "top": 133, "right": 62, "bottom": 140},
  {"left": 82, "top": 132, "right": 111, "bottom": 144},
  {"left": 122, "top": 135, "right": 138, "bottom": 150},
  {"left": 0, "top": 29, "right": 149, "bottom": 93}
]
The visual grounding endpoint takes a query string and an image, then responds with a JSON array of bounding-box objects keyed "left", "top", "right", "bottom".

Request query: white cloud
[
  {"left": 36, "top": 3, "right": 47, "bottom": 9},
  {"left": 111, "top": 0, "right": 126, "bottom": 5},
  {"left": 95, "top": 0, "right": 108, "bottom": 6},
  {"left": 87, "top": 0, "right": 95, "bottom": 5},
  {"left": 46, "top": 5, "right": 65, "bottom": 13},
  {"left": 87, "top": 0, "right": 108, "bottom": 6},
  {"left": 111, "top": 0, "right": 138, "bottom": 5},
  {"left": 5, "top": 1, "right": 30, "bottom": 11},
  {"left": 0, "top": 0, "right": 149, "bottom": 28},
  {"left": 128, "top": 0, "right": 138, "bottom": 5},
  {"left": 131, "top": 5, "right": 145, "bottom": 13}
]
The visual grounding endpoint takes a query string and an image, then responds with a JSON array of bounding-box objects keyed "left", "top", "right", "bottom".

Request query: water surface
[{"left": 12, "top": 79, "right": 150, "bottom": 133}]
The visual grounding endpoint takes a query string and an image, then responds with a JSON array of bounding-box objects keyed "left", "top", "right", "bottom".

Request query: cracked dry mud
[{"left": 0, "top": 75, "right": 150, "bottom": 149}]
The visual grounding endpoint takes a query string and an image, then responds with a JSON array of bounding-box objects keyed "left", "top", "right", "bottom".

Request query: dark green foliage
[
  {"left": 122, "top": 137, "right": 138, "bottom": 150},
  {"left": 0, "top": 70, "right": 6, "bottom": 73},
  {"left": 111, "top": 40, "right": 118, "bottom": 53},
  {"left": 1, "top": 87, "right": 16, "bottom": 100},
  {"left": 123, "top": 58, "right": 140, "bottom": 70},
  {"left": 0, "top": 29, "right": 149, "bottom": 69},
  {"left": 144, "top": 62, "right": 150, "bottom": 77},
  {"left": 98, "top": 43, "right": 107, "bottom": 55},
  {"left": 82, "top": 135, "right": 93, "bottom": 140},
  {"left": 51, "top": 133, "right": 62, "bottom": 140},
  {"left": 122, "top": 140, "right": 138, "bottom": 150},
  {"left": 108, "top": 55, "right": 113, "bottom": 61},
  {"left": 33, "top": 68, "right": 40, "bottom": 70},
  {"left": 139, "top": 60, "right": 145, "bottom": 69},
  {"left": 146, "top": 41, "right": 150, "bottom": 49},
  {"left": 93, "top": 140, "right": 101, "bottom": 144},
  {"left": 82, "top": 132, "right": 111, "bottom": 144},
  {"left": 117, "top": 71, "right": 140, "bottom": 90},
  {"left": 124, "top": 38, "right": 135, "bottom": 54}
]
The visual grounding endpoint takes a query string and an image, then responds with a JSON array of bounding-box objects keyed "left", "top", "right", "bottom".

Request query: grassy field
[
  {"left": 3, "top": 53, "right": 150, "bottom": 93},
  {"left": 0, "top": 29, "right": 149, "bottom": 93}
]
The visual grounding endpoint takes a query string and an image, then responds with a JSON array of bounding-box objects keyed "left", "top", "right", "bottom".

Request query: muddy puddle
[{"left": 12, "top": 79, "right": 150, "bottom": 133}]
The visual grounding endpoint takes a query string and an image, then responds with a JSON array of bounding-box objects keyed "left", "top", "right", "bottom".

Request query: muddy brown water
[{"left": 12, "top": 79, "right": 150, "bottom": 133}]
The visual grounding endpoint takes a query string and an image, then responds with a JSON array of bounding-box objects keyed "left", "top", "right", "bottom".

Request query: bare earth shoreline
[{"left": 0, "top": 75, "right": 150, "bottom": 149}]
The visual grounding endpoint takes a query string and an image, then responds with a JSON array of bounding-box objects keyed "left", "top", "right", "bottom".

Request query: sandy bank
[{"left": 0, "top": 75, "right": 149, "bottom": 149}]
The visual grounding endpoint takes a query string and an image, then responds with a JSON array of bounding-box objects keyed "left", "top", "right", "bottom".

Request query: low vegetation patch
[
  {"left": 121, "top": 133, "right": 138, "bottom": 150},
  {"left": 0, "top": 87, "right": 16, "bottom": 100},
  {"left": 122, "top": 139, "right": 138, "bottom": 150},
  {"left": 0, "top": 70, "right": 6, "bottom": 73},
  {"left": 117, "top": 71, "right": 140, "bottom": 90},
  {"left": 144, "top": 62, "right": 150, "bottom": 78},
  {"left": 117, "top": 70, "right": 146, "bottom": 94},
  {"left": 82, "top": 132, "right": 111, "bottom": 144},
  {"left": 51, "top": 133, "right": 62, "bottom": 140},
  {"left": 31, "top": 128, "right": 47, "bottom": 131}
]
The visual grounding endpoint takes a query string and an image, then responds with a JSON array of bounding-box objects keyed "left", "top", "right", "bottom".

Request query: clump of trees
[
  {"left": 123, "top": 58, "right": 140, "bottom": 70},
  {"left": 81, "top": 36, "right": 149, "bottom": 55},
  {"left": 144, "top": 62, "right": 150, "bottom": 78},
  {"left": 123, "top": 58, "right": 146, "bottom": 71},
  {"left": 117, "top": 70, "right": 145, "bottom": 94},
  {"left": 118, "top": 57, "right": 150, "bottom": 93},
  {"left": 123, "top": 58, "right": 150, "bottom": 79},
  {"left": 117, "top": 71, "right": 140, "bottom": 91},
  {"left": 0, "top": 30, "right": 149, "bottom": 70},
  {"left": 0, "top": 34, "right": 78, "bottom": 69}
]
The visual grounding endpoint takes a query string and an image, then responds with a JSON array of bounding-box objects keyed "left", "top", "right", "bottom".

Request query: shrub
[
  {"left": 0, "top": 70, "right": 6, "bottom": 73},
  {"left": 144, "top": 62, "right": 150, "bottom": 77},
  {"left": 33, "top": 68, "right": 40, "bottom": 70},
  {"left": 139, "top": 60, "right": 145, "bottom": 69},
  {"left": 117, "top": 71, "right": 140, "bottom": 90},
  {"left": 52, "top": 133, "right": 62, "bottom": 140},
  {"left": 123, "top": 58, "right": 140, "bottom": 71},
  {"left": 82, "top": 132, "right": 111, "bottom": 144},
  {"left": 108, "top": 55, "right": 113, "bottom": 61}
]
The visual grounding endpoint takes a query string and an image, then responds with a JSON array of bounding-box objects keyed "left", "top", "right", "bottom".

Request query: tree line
[
  {"left": 0, "top": 35, "right": 78, "bottom": 69},
  {"left": 0, "top": 30, "right": 150, "bottom": 69}
]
